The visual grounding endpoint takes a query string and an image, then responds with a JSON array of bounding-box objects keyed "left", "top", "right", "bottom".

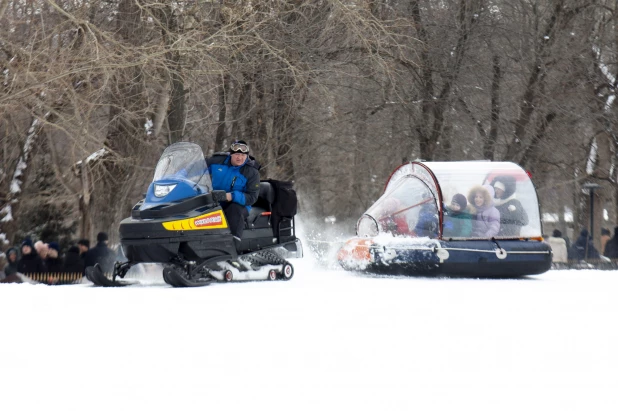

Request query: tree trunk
[
  {"left": 0, "top": 116, "right": 44, "bottom": 245},
  {"left": 484, "top": 55, "right": 501, "bottom": 161},
  {"left": 97, "top": 0, "right": 147, "bottom": 239},
  {"left": 214, "top": 75, "right": 229, "bottom": 151},
  {"left": 77, "top": 162, "right": 92, "bottom": 240}
]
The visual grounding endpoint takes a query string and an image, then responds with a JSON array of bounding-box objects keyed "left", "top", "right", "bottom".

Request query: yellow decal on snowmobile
[{"left": 162, "top": 210, "right": 228, "bottom": 231}]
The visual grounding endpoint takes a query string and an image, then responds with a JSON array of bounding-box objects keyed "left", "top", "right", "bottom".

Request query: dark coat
[
  {"left": 63, "top": 246, "right": 85, "bottom": 274},
  {"left": 207, "top": 153, "right": 261, "bottom": 210},
  {"left": 46, "top": 256, "right": 64, "bottom": 274},
  {"left": 3, "top": 247, "right": 19, "bottom": 276},
  {"left": 17, "top": 251, "right": 47, "bottom": 274},
  {"left": 414, "top": 201, "right": 439, "bottom": 238},
  {"left": 573, "top": 229, "right": 600, "bottom": 260},
  {"left": 494, "top": 197, "right": 528, "bottom": 236},
  {"left": 491, "top": 175, "right": 529, "bottom": 236},
  {"left": 84, "top": 242, "right": 115, "bottom": 273}
]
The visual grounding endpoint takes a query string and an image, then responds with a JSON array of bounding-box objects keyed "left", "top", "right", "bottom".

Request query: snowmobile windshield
[
  {"left": 358, "top": 176, "right": 438, "bottom": 238},
  {"left": 153, "top": 142, "right": 212, "bottom": 191}
]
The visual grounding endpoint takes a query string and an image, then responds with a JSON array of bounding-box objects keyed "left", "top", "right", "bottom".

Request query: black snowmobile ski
[
  {"left": 86, "top": 264, "right": 137, "bottom": 287},
  {"left": 162, "top": 265, "right": 215, "bottom": 287}
]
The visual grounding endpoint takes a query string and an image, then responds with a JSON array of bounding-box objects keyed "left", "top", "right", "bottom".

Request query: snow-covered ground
[{"left": 1, "top": 252, "right": 617, "bottom": 411}]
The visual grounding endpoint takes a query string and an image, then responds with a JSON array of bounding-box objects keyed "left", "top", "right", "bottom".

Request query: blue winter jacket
[{"left": 207, "top": 153, "right": 261, "bottom": 210}]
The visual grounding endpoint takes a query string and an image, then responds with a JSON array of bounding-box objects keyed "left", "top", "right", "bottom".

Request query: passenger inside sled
[
  {"left": 358, "top": 162, "right": 541, "bottom": 240},
  {"left": 339, "top": 161, "right": 551, "bottom": 276}
]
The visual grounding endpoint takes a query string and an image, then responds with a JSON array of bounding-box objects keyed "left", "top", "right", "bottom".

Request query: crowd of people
[
  {"left": 547, "top": 226, "right": 618, "bottom": 266},
  {"left": 0, "top": 232, "right": 115, "bottom": 283}
]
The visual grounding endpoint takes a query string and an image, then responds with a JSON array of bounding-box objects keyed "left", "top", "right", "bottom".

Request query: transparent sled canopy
[
  {"left": 357, "top": 161, "right": 542, "bottom": 240},
  {"left": 153, "top": 142, "right": 212, "bottom": 191}
]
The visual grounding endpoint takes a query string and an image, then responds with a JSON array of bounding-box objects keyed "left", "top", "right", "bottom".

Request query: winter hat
[
  {"left": 451, "top": 193, "right": 467, "bottom": 210},
  {"left": 21, "top": 238, "right": 34, "bottom": 248},
  {"left": 97, "top": 232, "right": 109, "bottom": 242},
  {"left": 492, "top": 175, "right": 517, "bottom": 199},
  {"left": 230, "top": 140, "right": 250, "bottom": 154},
  {"left": 493, "top": 181, "right": 506, "bottom": 192},
  {"left": 48, "top": 241, "right": 60, "bottom": 252},
  {"left": 553, "top": 229, "right": 562, "bottom": 238}
]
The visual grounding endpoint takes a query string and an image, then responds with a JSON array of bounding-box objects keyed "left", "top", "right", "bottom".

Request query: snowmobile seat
[
  {"left": 256, "top": 182, "right": 275, "bottom": 208},
  {"left": 247, "top": 182, "right": 275, "bottom": 229}
]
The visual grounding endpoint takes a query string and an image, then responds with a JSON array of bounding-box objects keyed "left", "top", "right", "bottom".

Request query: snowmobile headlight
[{"left": 154, "top": 184, "right": 177, "bottom": 198}]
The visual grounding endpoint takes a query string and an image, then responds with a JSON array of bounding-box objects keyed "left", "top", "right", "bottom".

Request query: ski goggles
[{"left": 230, "top": 142, "right": 249, "bottom": 153}]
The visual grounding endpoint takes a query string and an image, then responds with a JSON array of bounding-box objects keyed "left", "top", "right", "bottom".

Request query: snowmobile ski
[
  {"left": 162, "top": 265, "right": 215, "bottom": 287},
  {"left": 86, "top": 264, "right": 137, "bottom": 287}
]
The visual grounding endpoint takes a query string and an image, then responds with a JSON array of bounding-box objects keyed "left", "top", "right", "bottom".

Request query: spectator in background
[
  {"left": 1, "top": 247, "right": 19, "bottom": 281},
  {"left": 77, "top": 239, "right": 90, "bottom": 265},
  {"left": 34, "top": 241, "right": 49, "bottom": 262},
  {"left": 63, "top": 245, "right": 85, "bottom": 274},
  {"left": 603, "top": 226, "right": 618, "bottom": 259},
  {"left": 547, "top": 229, "right": 568, "bottom": 265},
  {"left": 46, "top": 241, "right": 64, "bottom": 273},
  {"left": 17, "top": 238, "right": 46, "bottom": 274},
  {"left": 600, "top": 228, "right": 611, "bottom": 255},
  {"left": 84, "top": 232, "right": 115, "bottom": 273},
  {"left": 77, "top": 239, "right": 90, "bottom": 256},
  {"left": 573, "top": 228, "right": 600, "bottom": 261}
]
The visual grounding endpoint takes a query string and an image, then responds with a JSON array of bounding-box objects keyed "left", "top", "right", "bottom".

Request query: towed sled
[
  {"left": 87, "top": 142, "right": 302, "bottom": 287},
  {"left": 337, "top": 161, "right": 551, "bottom": 277}
]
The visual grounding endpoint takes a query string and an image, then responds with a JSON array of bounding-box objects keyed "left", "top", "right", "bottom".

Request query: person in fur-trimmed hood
[
  {"left": 490, "top": 175, "right": 529, "bottom": 237},
  {"left": 468, "top": 185, "right": 500, "bottom": 238}
]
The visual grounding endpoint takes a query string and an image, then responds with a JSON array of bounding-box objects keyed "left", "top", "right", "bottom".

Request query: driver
[{"left": 206, "top": 140, "right": 261, "bottom": 245}]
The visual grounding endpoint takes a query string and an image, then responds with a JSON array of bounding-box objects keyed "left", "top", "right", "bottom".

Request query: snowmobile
[
  {"left": 337, "top": 161, "right": 552, "bottom": 277},
  {"left": 86, "top": 142, "right": 302, "bottom": 287}
]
